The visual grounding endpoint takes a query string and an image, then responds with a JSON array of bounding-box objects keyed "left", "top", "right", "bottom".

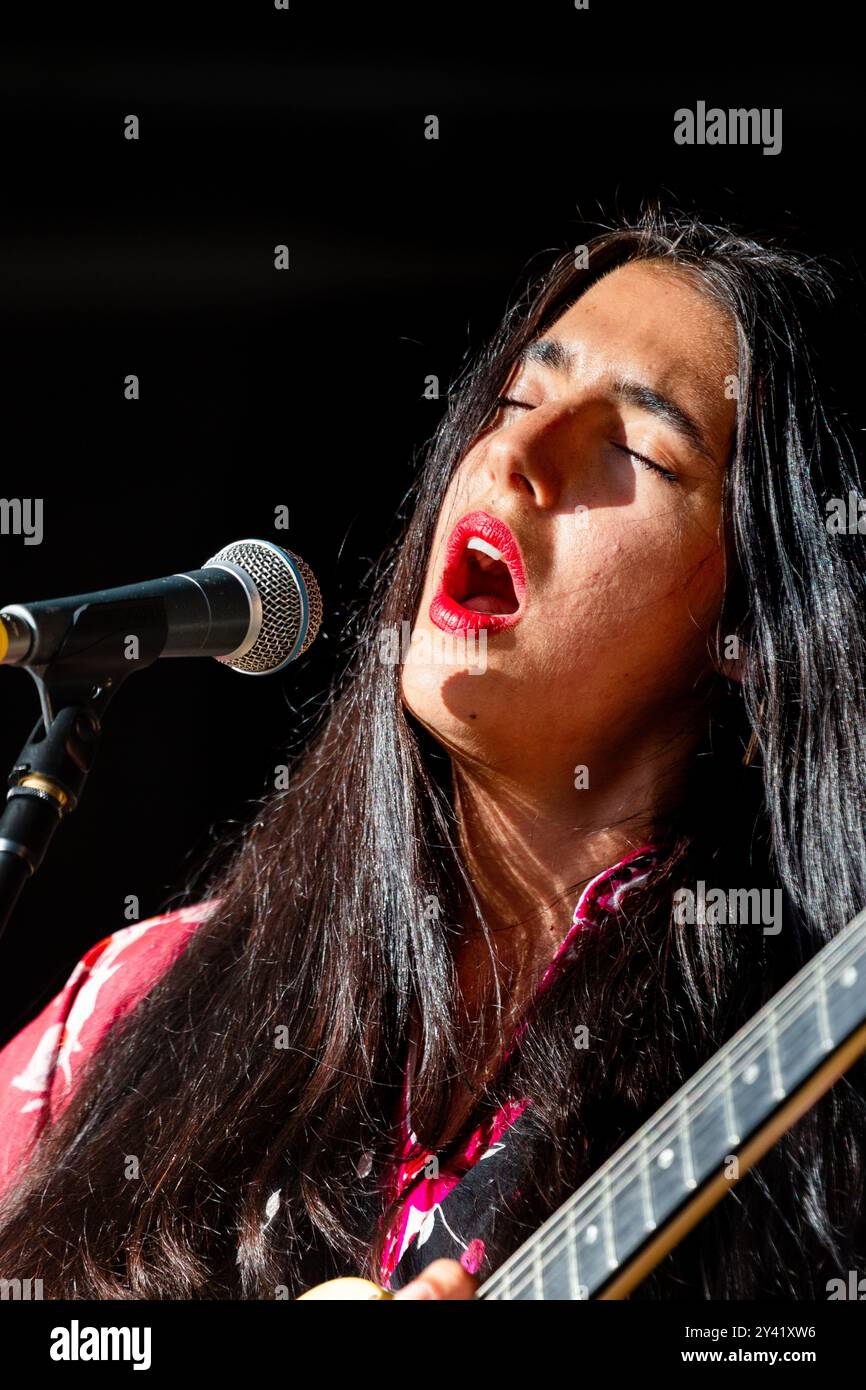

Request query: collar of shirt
[{"left": 525, "top": 840, "right": 659, "bottom": 1004}]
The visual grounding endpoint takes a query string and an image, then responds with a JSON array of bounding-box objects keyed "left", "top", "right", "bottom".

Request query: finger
[{"left": 392, "top": 1258, "right": 478, "bottom": 1300}]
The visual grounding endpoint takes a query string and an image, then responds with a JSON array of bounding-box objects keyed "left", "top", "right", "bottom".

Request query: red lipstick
[{"left": 429, "top": 510, "right": 527, "bottom": 633}]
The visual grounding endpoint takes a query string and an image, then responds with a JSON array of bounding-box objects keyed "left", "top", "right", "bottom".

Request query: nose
[{"left": 482, "top": 405, "right": 577, "bottom": 510}]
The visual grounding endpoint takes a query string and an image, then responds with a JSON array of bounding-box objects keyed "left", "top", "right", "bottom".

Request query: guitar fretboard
[{"left": 477, "top": 905, "right": 866, "bottom": 1300}]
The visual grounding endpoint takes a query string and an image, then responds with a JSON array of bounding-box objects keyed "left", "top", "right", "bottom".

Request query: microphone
[{"left": 0, "top": 538, "right": 323, "bottom": 677}]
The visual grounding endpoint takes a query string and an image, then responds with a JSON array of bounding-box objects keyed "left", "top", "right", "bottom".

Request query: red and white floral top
[{"left": 0, "top": 846, "right": 656, "bottom": 1290}]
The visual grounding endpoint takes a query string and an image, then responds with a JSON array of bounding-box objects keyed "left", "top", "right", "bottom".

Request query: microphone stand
[{"left": 0, "top": 596, "right": 167, "bottom": 941}]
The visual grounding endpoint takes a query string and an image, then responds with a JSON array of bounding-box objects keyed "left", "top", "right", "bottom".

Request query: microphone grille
[{"left": 204, "top": 539, "right": 323, "bottom": 674}]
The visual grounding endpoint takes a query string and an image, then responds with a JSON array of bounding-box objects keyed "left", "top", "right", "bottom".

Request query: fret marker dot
[
  {"left": 841, "top": 966, "right": 858, "bottom": 987},
  {"left": 743, "top": 1064, "right": 760, "bottom": 1084},
  {"left": 584, "top": 1224, "right": 598, "bottom": 1244},
  {"left": 657, "top": 1148, "right": 675, "bottom": 1169}
]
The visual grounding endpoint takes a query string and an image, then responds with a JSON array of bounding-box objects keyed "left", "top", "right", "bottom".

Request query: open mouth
[
  {"left": 448, "top": 536, "right": 520, "bottom": 614},
  {"left": 429, "top": 511, "right": 527, "bottom": 633}
]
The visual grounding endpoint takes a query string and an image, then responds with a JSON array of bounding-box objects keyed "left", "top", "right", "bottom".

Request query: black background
[{"left": 0, "top": 3, "right": 862, "bottom": 1042}]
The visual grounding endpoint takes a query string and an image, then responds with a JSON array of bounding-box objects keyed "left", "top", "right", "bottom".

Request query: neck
[
  {"left": 427, "top": 734, "right": 692, "bottom": 1135},
  {"left": 456, "top": 749, "right": 686, "bottom": 933}
]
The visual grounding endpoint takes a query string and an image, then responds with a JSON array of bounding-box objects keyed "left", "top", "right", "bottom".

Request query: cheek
[
  {"left": 541, "top": 516, "right": 668, "bottom": 619},
  {"left": 527, "top": 516, "right": 726, "bottom": 676}
]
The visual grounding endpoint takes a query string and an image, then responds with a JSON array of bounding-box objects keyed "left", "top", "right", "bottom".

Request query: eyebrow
[{"left": 520, "top": 337, "right": 718, "bottom": 465}]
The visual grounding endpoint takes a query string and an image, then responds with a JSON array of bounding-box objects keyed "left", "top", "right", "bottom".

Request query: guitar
[{"left": 299, "top": 903, "right": 866, "bottom": 1299}]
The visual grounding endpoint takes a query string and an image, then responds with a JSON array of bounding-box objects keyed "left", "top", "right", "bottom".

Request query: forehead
[{"left": 544, "top": 260, "right": 738, "bottom": 426}]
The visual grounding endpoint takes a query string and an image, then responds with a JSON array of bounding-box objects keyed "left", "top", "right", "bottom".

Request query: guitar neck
[{"left": 476, "top": 904, "right": 866, "bottom": 1300}]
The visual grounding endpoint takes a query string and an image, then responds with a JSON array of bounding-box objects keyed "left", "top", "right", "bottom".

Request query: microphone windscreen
[{"left": 205, "top": 539, "right": 322, "bottom": 674}]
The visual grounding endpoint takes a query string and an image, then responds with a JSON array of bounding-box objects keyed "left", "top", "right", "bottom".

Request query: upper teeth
[{"left": 466, "top": 536, "right": 503, "bottom": 564}]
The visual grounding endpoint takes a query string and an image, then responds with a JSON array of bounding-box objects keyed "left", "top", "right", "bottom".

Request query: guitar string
[{"left": 477, "top": 913, "right": 866, "bottom": 1299}]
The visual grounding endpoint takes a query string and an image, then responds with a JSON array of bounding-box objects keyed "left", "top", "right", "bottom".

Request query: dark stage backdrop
[{"left": 0, "top": 4, "right": 862, "bottom": 1043}]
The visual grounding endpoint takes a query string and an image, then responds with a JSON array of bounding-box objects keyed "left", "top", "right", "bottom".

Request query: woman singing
[{"left": 0, "top": 208, "right": 864, "bottom": 1300}]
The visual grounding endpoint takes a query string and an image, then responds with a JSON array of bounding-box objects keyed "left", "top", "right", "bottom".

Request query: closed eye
[
  {"left": 612, "top": 443, "right": 678, "bottom": 486},
  {"left": 494, "top": 397, "right": 679, "bottom": 485}
]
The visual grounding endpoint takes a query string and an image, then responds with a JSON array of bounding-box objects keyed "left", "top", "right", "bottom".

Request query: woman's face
[{"left": 400, "top": 260, "right": 739, "bottom": 794}]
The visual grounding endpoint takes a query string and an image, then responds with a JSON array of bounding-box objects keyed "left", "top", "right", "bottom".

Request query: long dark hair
[{"left": 1, "top": 207, "right": 864, "bottom": 1298}]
